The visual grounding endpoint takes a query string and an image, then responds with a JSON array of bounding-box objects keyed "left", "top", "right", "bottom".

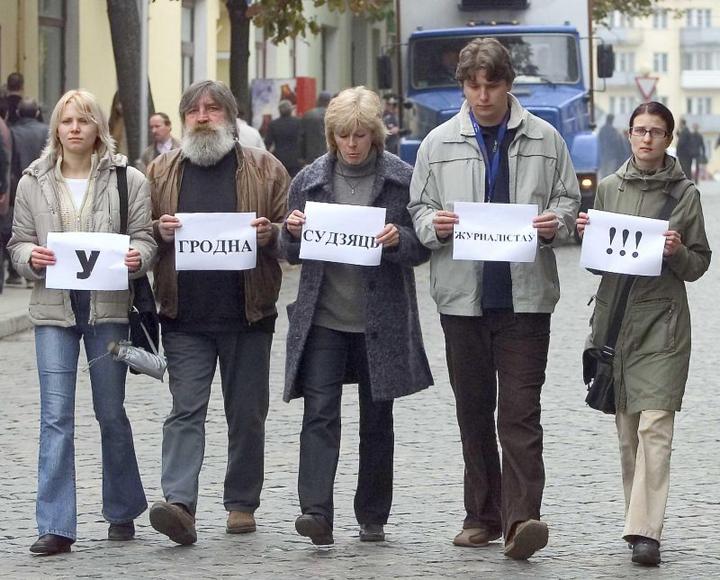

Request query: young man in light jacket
[{"left": 408, "top": 38, "right": 580, "bottom": 560}]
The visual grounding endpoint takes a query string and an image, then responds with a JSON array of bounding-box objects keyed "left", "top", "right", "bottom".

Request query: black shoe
[
  {"left": 631, "top": 537, "right": 661, "bottom": 566},
  {"left": 108, "top": 521, "right": 135, "bottom": 541},
  {"left": 295, "top": 514, "right": 334, "bottom": 545},
  {"left": 359, "top": 523, "right": 385, "bottom": 542},
  {"left": 29, "top": 534, "right": 72, "bottom": 555}
]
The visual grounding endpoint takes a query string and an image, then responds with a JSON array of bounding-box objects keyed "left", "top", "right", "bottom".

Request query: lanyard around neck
[{"left": 470, "top": 110, "right": 509, "bottom": 202}]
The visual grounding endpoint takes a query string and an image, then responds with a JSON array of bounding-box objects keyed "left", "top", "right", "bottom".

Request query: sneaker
[
  {"left": 295, "top": 513, "right": 334, "bottom": 546},
  {"left": 453, "top": 527, "right": 502, "bottom": 548},
  {"left": 631, "top": 537, "right": 661, "bottom": 566},
  {"left": 359, "top": 523, "right": 385, "bottom": 542},
  {"left": 503, "top": 519, "right": 548, "bottom": 560},
  {"left": 149, "top": 501, "right": 197, "bottom": 545},
  {"left": 108, "top": 521, "right": 135, "bottom": 541},
  {"left": 226, "top": 511, "right": 256, "bottom": 534}
]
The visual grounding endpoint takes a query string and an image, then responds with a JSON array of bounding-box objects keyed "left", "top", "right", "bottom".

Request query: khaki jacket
[
  {"left": 408, "top": 95, "right": 581, "bottom": 316},
  {"left": 8, "top": 153, "right": 156, "bottom": 326},
  {"left": 590, "top": 157, "right": 711, "bottom": 413},
  {"left": 147, "top": 143, "right": 290, "bottom": 323}
]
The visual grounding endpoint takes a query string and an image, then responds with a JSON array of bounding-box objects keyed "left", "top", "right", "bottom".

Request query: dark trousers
[
  {"left": 297, "top": 326, "right": 394, "bottom": 527},
  {"left": 161, "top": 329, "right": 272, "bottom": 514},
  {"left": 440, "top": 311, "right": 550, "bottom": 539}
]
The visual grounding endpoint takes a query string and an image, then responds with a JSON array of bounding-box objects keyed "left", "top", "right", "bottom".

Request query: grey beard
[{"left": 182, "top": 123, "right": 236, "bottom": 166}]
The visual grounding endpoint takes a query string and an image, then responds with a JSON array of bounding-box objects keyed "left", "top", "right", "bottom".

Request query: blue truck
[{"left": 381, "top": 0, "right": 614, "bottom": 214}]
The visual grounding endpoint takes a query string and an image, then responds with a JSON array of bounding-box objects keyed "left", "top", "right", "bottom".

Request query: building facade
[{"left": 595, "top": 1, "right": 720, "bottom": 174}]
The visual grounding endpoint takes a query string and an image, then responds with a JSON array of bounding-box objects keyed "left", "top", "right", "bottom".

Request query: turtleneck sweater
[{"left": 312, "top": 150, "right": 378, "bottom": 333}]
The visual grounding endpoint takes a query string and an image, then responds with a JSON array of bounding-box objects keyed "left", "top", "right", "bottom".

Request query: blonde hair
[
  {"left": 43, "top": 89, "right": 116, "bottom": 161},
  {"left": 324, "top": 86, "right": 387, "bottom": 155}
]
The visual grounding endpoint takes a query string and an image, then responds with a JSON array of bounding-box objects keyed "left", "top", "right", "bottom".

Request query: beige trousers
[{"left": 615, "top": 409, "right": 675, "bottom": 542}]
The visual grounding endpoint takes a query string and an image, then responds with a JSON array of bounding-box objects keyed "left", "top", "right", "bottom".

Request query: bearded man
[{"left": 146, "top": 80, "right": 290, "bottom": 545}]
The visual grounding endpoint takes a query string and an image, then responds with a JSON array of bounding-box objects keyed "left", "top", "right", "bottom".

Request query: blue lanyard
[{"left": 470, "top": 110, "right": 509, "bottom": 202}]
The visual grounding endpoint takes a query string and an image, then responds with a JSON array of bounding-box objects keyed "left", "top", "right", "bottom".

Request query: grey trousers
[{"left": 160, "top": 329, "right": 272, "bottom": 514}]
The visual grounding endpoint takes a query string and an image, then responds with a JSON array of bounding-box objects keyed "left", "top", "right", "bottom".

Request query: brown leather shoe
[
  {"left": 503, "top": 519, "right": 548, "bottom": 560},
  {"left": 453, "top": 527, "right": 502, "bottom": 547},
  {"left": 226, "top": 511, "right": 256, "bottom": 534},
  {"left": 149, "top": 501, "right": 197, "bottom": 545}
]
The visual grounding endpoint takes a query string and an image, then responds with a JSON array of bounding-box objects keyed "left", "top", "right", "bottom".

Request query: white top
[
  {"left": 65, "top": 178, "right": 89, "bottom": 210},
  {"left": 236, "top": 119, "right": 266, "bottom": 150}
]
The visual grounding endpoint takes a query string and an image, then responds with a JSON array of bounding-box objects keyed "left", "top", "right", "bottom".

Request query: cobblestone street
[{"left": 2, "top": 184, "right": 719, "bottom": 579}]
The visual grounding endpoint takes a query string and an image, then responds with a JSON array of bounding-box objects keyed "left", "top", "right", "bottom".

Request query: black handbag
[
  {"left": 117, "top": 166, "right": 160, "bottom": 361},
  {"left": 582, "top": 179, "right": 689, "bottom": 413}
]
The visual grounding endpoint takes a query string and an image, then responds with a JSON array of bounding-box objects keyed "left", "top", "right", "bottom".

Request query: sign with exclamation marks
[{"left": 580, "top": 209, "right": 669, "bottom": 276}]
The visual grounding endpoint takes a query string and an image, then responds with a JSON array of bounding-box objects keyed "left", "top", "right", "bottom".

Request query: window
[
  {"left": 609, "top": 95, "right": 639, "bottom": 115},
  {"left": 682, "top": 51, "right": 717, "bottom": 71},
  {"left": 609, "top": 11, "right": 634, "bottom": 28},
  {"left": 616, "top": 52, "right": 636, "bottom": 73},
  {"left": 181, "top": 1, "right": 195, "bottom": 90},
  {"left": 686, "top": 96, "right": 712, "bottom": 115},
  {"left": 653, "top": 53, "right": 668, "bottom": 73},
  {"left": 652, "top": 9, "right": 668, "bottom": 29},
  {"left": 39, "top": 0, "right": 66, "bottom": 120},
  {"left": 686, "top": 9, "right": 712, "bottom": 28}
]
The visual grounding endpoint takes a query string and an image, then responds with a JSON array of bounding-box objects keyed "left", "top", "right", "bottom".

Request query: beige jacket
[
  {"left": 408, "top": 95, "right": 581, "bottom": 316},
  {"left": 8, "top": 153, "right": 156, "bottom": 326}
]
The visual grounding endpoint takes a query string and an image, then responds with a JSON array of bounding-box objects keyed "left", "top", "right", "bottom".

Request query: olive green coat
[{"left": 589, "top": 156, "right": 711, "bottom": 413}]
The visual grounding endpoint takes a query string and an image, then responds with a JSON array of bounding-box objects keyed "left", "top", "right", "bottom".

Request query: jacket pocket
[{"left": 626, "top": 298, "right": 677, "bottom": 355}]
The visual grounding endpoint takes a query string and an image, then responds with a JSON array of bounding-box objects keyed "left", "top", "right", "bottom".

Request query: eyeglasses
[{"left": 629, "top": 126, "right": 669, "bottom": 139}]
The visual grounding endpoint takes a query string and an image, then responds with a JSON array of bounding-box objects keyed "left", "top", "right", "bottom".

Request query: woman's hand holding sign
[
  {"left": 376, "top": 223, "right": 399, "bottom": 248},
  {"left": 576, "top": 212, "right": 590, "bottom": 239},
  {"left": 125, "top": 248, "right": 142, "bottom": 272},
  {"left": 158, "top": 214, "right": 182, "bottom": 243},
  {"left": 285, "top": 209, "right": 306, "bottom": 239},
  {"left": 663, "top": 230, "right": 682, "bottom": 257},
  {"left": 30, "top": 245, "right": 56, "bottom": 270}
]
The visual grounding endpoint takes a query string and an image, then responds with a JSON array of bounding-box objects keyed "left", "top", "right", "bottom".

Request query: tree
[
  {"left": 226, "top": 0, "right": 393, "bottom": 115},
  {"left": 106, "top": 0, "right": 155, "bottom": 167},
  {"left": 592, "top": 0, "right": 671, "bottom": 23}
]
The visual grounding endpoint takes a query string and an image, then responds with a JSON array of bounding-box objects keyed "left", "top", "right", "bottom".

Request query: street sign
[{"left": 635, "top": 75, "right": 659, "bottom": 101}]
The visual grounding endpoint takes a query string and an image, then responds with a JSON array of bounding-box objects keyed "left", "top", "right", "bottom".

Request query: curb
[{"left": 0, "top": 312, "right": 32, "bottom": 340}]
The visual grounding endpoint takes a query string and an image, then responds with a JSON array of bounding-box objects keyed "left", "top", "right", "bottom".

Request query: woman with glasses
[{"left": 576, "top": 102, "right": 711, "bottom": 566}]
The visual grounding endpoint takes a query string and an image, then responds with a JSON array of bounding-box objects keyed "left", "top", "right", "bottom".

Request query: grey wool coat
[{"left": 281, "top": 151, "right": 433, "bottom": 402}]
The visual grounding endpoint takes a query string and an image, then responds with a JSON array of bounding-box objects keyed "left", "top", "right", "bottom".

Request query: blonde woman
[
  {"left": 282, "top": 87, "right": 432, "bottom": 546},
  {"left": 9, "top": 90, "right": 156, "bottom": 555}
]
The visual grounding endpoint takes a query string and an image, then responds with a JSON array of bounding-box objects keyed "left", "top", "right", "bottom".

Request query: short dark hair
[
  {"left": 17, "top": 98, "right": 39, "bottom": 119},
  {"left": 7, "top": 72, "right": 24, "bottom": 92},
  {"left": 629, "top": 101, "right": 675, "bottom": 135},
  {"left": 456, "top": 38, "right": 515, "bottom": 85},
  {"left": 151, "top": 112, "right": 171, "bottom": 126}
]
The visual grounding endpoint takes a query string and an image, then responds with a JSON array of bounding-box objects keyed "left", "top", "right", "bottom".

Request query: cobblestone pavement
[{"left": 2, "top": 184, "right": 720, "bottom": 579}]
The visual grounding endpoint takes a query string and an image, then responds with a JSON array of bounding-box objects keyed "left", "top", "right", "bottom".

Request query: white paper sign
[
  {"left": 452, "top": 202, "right": 538, "bottom": 262},
  {"left": 299, "top": 201, "right": 386, "bottom": 266},
  {"left": 174, "top": 212, "right": 257, "bottom": 271},
  {"left": 46, "top": 232, "right": 130, "bottom": 290},
  {"left": 580, "top": 209, "right": 668, "bottom": 276}
]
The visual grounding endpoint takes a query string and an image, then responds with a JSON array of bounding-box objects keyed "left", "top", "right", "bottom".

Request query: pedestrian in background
[
  {"left": 675, "top": 118, "right": 692, "bottom": 179},
  {"left": 5, "top": 72, "right": 24, "bottom": 126},
  {"left": 8, "top": 89, "right": 156, "bottom": 555},
  {"left": 577, "top": 101, "right": 711, "bottom": 567},
  {"left": 598, "top": 114, "right": 626, "bottom": 178},
  {"left": 147, "top": 80, "right": 289, "bottom": 546},
  {"left": 299, "top": 91, "right": 331, "bottom": 164},
  {"left": 139, "top": 112, "right": 180, "bottom": 172},
  {"left": 282, "top": 86, "right": 432, "bottom": 546},
  {"left": 0, "top": 91, "right": 14, "bottom": 289},
  {"left": 408, "top": 38, "right": 580, "bottom": 560},
  {"left": 382, "top": 95, "right": 400, "bottom": 155},
  {"left": 690, "top": 123, "right": 706, "bottom": 182},
  {"left": 264, "top": 99, "right": 302, "bottom": 176}
]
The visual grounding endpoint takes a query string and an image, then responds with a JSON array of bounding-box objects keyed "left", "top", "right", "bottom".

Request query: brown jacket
[{"left": 147, "top": 143, "right": 290, "bottom": 323}]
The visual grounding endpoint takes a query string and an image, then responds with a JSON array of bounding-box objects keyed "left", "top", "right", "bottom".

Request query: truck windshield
[{"left": 411, "top": 34, "right": 580, "bottom": 88}]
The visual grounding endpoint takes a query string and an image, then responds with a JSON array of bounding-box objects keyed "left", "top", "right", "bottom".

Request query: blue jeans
[{"left": 34, "top": 292, "right": 147, "bottom": 541}]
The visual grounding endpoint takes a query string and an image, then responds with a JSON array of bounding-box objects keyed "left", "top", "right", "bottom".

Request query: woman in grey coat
[
  {"left": 282, "top": 86, "right": 432, "bottom": 546},
  {"left": 9, "top": 89, "right": 155, "bottom": 555}
]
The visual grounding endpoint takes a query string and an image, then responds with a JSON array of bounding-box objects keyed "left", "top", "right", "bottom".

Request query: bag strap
[
  {"left": 117, "top": 165, "right": 128, "bottom": 235},
  {"left": 604, "top": 181, "right": 687, "bottom": 352}
]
